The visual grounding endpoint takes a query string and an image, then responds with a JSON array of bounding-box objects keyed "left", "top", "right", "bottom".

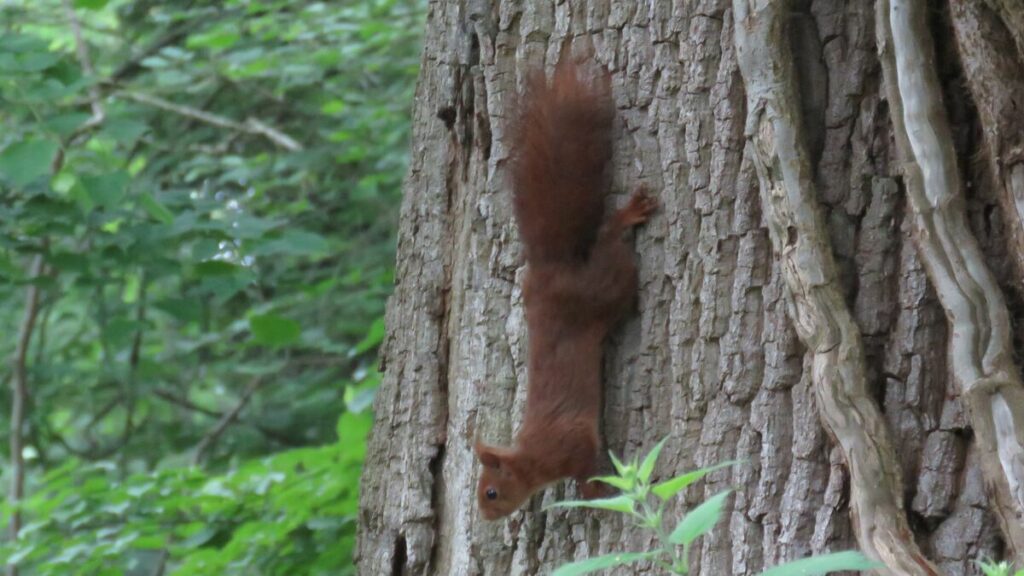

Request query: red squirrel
[{"left": 474, "top": 60, "right": 656, "bottom": 520}]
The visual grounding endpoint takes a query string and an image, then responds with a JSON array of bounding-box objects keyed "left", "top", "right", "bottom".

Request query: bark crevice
[
  {"left": 732, "top": 0, "right": 939, "bottom": 573},
  {"left": 879, "top": 0, "right": 1024, "bottom": 562}
]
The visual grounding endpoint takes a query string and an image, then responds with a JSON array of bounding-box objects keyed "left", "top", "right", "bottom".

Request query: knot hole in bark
[{"left": 786, "top": 225, "right": 798, "bottom": 246}]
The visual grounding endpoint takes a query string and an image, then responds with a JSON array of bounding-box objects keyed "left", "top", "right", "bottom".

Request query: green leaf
[
  {"left": 188, "top": 29, "right": 241, "bottom": 50},
  {"left": 758, "top": 551, "right": 882, "bottom": 576},
  {"left": 976, "top": 561, "right": 1019, "bottom": 576},
  {"left": 338, "top": 411, "right": 373, "bottom": 442},
  {"left": 668, "top": 490, "right": 731, "bottom": 546},
  {"left": 321, "top": 99, "right": 346, "bottom": 115},
  {"left": 638, "top": 437, "right": 667, "bottom": 483},
  {"left": 343, "top": 382, "right": 378, "bottom": 414},
  {"left": 81, "top": 172, "right": 130, "bottom": 209},
  {"left": 73, "top": 0, "right": 110, "bottom": 9},
  {"left": 551, "top": 552, "right": 655, "bottom": 576},
  {"left": 545, "top": 494, "right": 634, "bottom": 515},
  {"left": 192, "top": 238, "right": 221, "bottom": 260},
  {"left": 180, "top": 526, "right": 218, "bottom": 549},
  {"left": 154, "top": 297, "right": 202, "bottom": 323},
  {"left": 131, "top": 535, "right": 166, "bottom": 550},
  {"left": 977, "top": 562, "right": 1004, "bottom": 576},
  {"left": 139, "top": 192, "right": 174, "bottom": 223},
  {"left": 229, "top": 214, "right": 282, "bottom": 239},
  {"left": 7, "top": 543, "right": 36, "bottom": 565},
  {"left": 12, "top": 50, "right": 60, "bottom": 72},
  {"left": 652, "top": 460, "right": 739, "bottom": 501},
  {"left": 250, "top": 230, "right": 330, "bottom": 257},
  {"left": 249, "top": 313, "right": 301, "bottom": 347},
  {"left": 0, "top": 139, "right": 57, "bottom": 187},
  {"left": 195, "top": 261, "right": 240, "bottom": 277},
  {"left": 101, "top": 117, "right": 150, "bottom": 142},
  {"left": 353, "top": 317, "right": 385, "bottom": 354},
  {"left": 45, "top": 112, "right": 92, "bottom": 135},
  {"left": 608, "top": 451, "right": 631, "bottom": 477},
  {"left": 590, "top": 475, "right": 633, "bottom": 492}
]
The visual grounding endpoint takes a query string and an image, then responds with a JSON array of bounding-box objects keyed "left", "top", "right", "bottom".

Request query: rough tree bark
[{"left": 357, "top": 1, "right": 1024, "bottom": 574}]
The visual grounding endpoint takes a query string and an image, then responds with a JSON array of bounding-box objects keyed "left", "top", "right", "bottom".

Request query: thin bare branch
[
  {"left": 119, "top": 91, "right": 303, "bottom": 151},
  {"left": 151, "top": 388, "right": 222, "bottom": 419},
  {"left": 62, "top": 0, "right": 104, "bottom": 123},
  {"left": 731, "top": 1, "right": 939, "bottom": 574},
  {"left": 109, "top": 27, "right": 189, "bottom": 84},
  {"left": 150, "top": 388, "right": 302, "bottom": 446},
  {"left": 880, "top": 0, "right": 1024, "bottom": 561},
  {"left": 191, "top": 377, "right": 267, "bottom": 466},
  {"left": 7, "top": 252, "right": 46, "bottom": 576}
]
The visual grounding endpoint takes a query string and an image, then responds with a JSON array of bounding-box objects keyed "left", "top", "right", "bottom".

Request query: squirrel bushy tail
[{"left": 511, "top": 61, "right": 614, "bottom": 264}]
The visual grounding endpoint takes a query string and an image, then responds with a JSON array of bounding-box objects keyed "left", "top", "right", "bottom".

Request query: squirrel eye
[{"left": 486, "top": 488, "right": 498, "bottom": 500}]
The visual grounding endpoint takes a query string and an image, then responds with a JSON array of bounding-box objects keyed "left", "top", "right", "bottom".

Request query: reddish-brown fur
[{"left": 475, "top": 61, "right": 656, "bottom": 520}]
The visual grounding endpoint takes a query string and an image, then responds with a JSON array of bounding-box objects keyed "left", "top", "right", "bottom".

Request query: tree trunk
[{"left": 356, "top": 1, "right": 1024, "bottom": 574}]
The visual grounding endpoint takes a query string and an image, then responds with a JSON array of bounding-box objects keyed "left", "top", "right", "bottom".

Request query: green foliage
[
  {"left": 0, "top": 0, "right": 423, "bottom": 573},
  {"left": 551, "top": 552, "right": 657, "bottom": 576},
  {"left": 548, "top": 440, "right": 881, "bottom": 576},
  {"left": 1, "top": 410, "right": 372, "bottom": 575},
  {"left": 978, "top": 560, "right": 1024, "bottom": 576}
]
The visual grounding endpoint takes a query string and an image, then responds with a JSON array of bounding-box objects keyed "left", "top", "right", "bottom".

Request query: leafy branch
[
  {"left": 118, "top": 90, "right": 303, "bottom": 151},
  {"left": 548, "top": 439, "right": 880, "bottom": 576},
  {"left": 980, "top": 561, "right": 1024, "bottom": 576}
]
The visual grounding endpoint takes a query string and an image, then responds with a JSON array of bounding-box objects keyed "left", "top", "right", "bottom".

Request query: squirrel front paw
[{"left": 619, "top": 186, "right": 658, "bottom": 227}]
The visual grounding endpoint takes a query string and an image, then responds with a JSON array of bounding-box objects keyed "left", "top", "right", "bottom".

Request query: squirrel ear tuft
[{"left": 474, "top": 441, "right": 503, "bottom": 469}]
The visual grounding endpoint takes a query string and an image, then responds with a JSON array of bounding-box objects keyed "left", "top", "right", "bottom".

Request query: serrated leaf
[
  {"left": 551, "top": 552, "right": 655, "bottom": 576},
  {"left": 249, "top": 313, "right": 301, "bottom": 347},
  {"left": 139, "top": 192, "right": 174, "bottom": 223},
  {"left": 545, "top": 494, "right": 634, "bottom": 515},
  {"left": 668, "top": 490, "right": 731, "bottom": 546},
  {"left": 0, "top": 139, "right": 58, "bottom": 187},
  {"left": 638, "top": 437, "right": 668, "bottom": 483},
  {"left": 652, "top": 460, "right": 739, "bottom": 501},
  {"left": 758, "top": 551, "right": 881, "bottom": 576}
]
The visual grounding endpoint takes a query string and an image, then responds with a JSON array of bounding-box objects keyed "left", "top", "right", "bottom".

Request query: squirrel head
[{"left": 474, "top": 440, "right": 532, "bottom": 520}]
